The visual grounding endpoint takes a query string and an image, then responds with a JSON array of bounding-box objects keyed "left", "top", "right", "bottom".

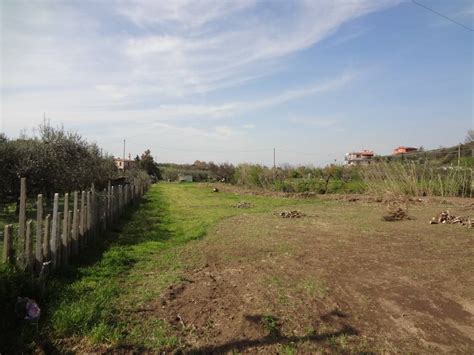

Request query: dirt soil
[{"left": 134, "top": 196, "right": 474, "bottom": 354}]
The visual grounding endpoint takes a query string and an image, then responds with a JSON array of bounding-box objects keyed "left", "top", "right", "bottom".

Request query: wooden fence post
[
  {"left": 125, "top": 184, "right": 129, "bottom": 206},
  {"left": 2, "top": 225, "right": 13, "bottom": 264},
  {"left": 43, "top": 214, "right": 51, "bottom": 261},
  {"left": 72, "top": 192, "right": 79, "bottom": 255},
  {"left": 107, "top": 181, "right": 111, "bottom": 226},
  {"left": 25, "top": 220, "right": 33, "bottom": 271},
  {"left": 68, "top": 210, "right": 73, "bottom": 260},
  {"left": 35, "top": 194, "right": 43, "bottom": 272},
  {"left": 118, "top": 185, "right": 122, "bottom": 214},
  {"left": 110, "top": 186, "right": 115, "bottom": 222},
  {"left": 80, "top": 191, "right": 86, "bottom": 249},
  {"left": 102, "top": 188, "right": 107, "bottom": 231},
  {"left": 87, "top": 191, "right": 92, "bottom": 242},
  {"left": 18, "top": 177, "right": 27, "bottom": 264},
  {"left": 62, "top": 193, "right": 69, "bottom": 265},
  {"left": 57, "top": 212, "right": 62, "bottom": 266},
  {"left": 51, "top": 193, "right": 59, "bottom": 268},
  {"left": 83, "top": 205, "right": 88, "bottom": 246}
]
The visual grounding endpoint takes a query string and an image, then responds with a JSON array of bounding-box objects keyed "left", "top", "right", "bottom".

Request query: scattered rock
[
  {"left": 430, "top": 211, "right": 472, "bottom": 228},
  {"left": 233, "top": 201, "right": 252, "bottom": 208},
  {"left": 383, "top": 207, "right": 410, "bottom": 221},
  {"left": 274, "top": 210, "right": 306, "bottom": 219}
]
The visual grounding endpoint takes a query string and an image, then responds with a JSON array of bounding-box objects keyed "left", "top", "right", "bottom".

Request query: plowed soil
[{"left": 146, "top": 198, "right": 473, "bottom": 353}]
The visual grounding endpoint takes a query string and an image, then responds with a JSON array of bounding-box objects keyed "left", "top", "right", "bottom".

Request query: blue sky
[{"left": 1, "top": 0, "right": 472, "bottom": 166}]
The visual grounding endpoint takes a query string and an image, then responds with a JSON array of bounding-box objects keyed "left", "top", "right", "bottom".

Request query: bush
[
  {"left": 361, "top": 162, "right": 471, "bottom": 197},
  {"left": 0, "top": 122, "right": 118, "bottom": 203}
]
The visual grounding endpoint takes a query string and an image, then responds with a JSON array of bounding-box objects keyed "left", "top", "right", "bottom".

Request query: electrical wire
[{"left": 412, "top": 0, "right": 474, "bottom": 32}]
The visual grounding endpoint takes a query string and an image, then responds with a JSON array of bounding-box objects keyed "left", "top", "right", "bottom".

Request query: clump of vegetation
[
  {"left": 159, "top": 160, "right": 235, "bottom": 182},
  {"left": 261, "top": 315, "right": 281, "bottom": 338},
  {"left": 0, "top": 121, "right": 118, "bottom": 204},
  {"left": 233, "top": 163, "right": 364, "bottom": 194},
  {"left": 361, "top": 162, "right": 471, "bottom": 198}
]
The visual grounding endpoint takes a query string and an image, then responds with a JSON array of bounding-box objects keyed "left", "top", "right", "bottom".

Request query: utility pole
[{"left": 273, "top": 148, "right": 276, "bottom": 169}]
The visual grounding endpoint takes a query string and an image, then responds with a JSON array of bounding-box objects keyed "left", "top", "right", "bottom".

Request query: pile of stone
[
  {"left": 275, "top": 210, "right": 306, "bottom": 218},
  {"left": 383, "top": 207, "right": 410, "bottom": 221},
  {"left": 430, "top": 211, "right": 472, "bottom": 228},
  {"left": 233, "top": 201, "right": 252, "bottom": 209}
]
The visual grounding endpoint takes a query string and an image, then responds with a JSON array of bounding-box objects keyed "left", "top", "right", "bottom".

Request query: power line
[{"left": 411, "top": 0, "right": 474, "bottom": 32}]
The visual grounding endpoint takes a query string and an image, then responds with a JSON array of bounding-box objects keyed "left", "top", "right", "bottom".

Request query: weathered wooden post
[
  {"left": 2, "top": 225, "right": 13, "bottom": 264},
  {"left": 43, "top": 214, "right": 51, "bottom": 261},
  {"left": 18, "top": 177, "right": 27, "bottom": 264},
  {"left": 57, "top": 212, "right": 63, "bottom": 266},
  {"left": 102, "top": 188, "right": 107, "bottom": 231},
  {"left": 35, "top": 194, "right": 43, "bottom": 272},
  {"left": 117, "top": 185, "right": 120, "bottom": 215},
  {"left": 25, "top": 220, "right": 34, "bottom": 271},
  {"left": 62, "top": 193, "right": 69, "bottom": 265},
  {"left": 110, "top": 186, "right": 115, "bottom": 222},
  {"left": 72, "top": 192, "right": 79, "bottom": 255},
  {"left": 125, "top": 184, "right": 129, "bottom": 206},
  {"left": 87, "top": 191, "right": 92, "bottom": 242},
  {"left": 80, "top": 191, "right": 86, "bottom": 249},
  {"left": 51, "top": 193, "right": 59, "bottom": 268},
  {"left": 91, "top": 184, "right": 96, "bottom": 233},
  {"left": 68, "top": 210, "right": 73, "bottom": 260},
  {"left": 107, "top": 181, "right": 111, "bottom": 226},
  {"left": 83, "top": 205, "right": 88, "bottom": 246}
]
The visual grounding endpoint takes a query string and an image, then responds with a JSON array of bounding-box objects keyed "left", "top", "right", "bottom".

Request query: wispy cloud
[
  {"left": 119, "top": 0, "right": 397, "bottom": 97},
  {"left": 1, "top": 0, "right": 403, "bottom": 163}
]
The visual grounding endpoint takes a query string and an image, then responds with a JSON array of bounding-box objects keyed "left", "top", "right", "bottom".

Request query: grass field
[{"left": 3, "top": 183, "right": 473, "bottom": 353}]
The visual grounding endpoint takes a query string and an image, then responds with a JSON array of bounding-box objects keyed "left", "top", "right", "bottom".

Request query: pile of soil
[
  {"left": 275, "top": 210, "right": 306, "bottom": 218},
  {"left": 430, "top": 211, "right": 472, "bottom": 228},
  {"left": 383, "top": 207, "right": 410, "bottom": 221},
  {"left": 233, "top": 201, "right": 252, "bottom": 209}
]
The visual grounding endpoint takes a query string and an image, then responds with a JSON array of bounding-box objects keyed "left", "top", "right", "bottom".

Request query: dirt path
[{"left": 151, "top": 199, "right": 473, "bottom": 353}]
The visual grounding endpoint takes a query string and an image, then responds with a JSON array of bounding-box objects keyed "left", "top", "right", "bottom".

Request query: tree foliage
[
  {"left": 466, "top": 129, "right": 474, "bottom": 144},
  {"left": 136, "top": 149, "right": 162, "bottom": 180},
  {"left": 0, "top": 122, "right": 118, "bottom": 202}
]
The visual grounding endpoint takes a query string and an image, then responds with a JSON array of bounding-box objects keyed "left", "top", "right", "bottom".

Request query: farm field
[{"left": 8, "top": 183, "right": 474, "bottom": 353}]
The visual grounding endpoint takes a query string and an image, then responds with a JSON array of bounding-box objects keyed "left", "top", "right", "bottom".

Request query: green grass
[{"left": 5, "top": 182, "right": 315, "bottom": 352}]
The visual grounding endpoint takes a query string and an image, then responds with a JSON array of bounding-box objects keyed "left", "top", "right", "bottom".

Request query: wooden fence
[{"left": 2, "top": 177, "right": 149, "bottom": 274}]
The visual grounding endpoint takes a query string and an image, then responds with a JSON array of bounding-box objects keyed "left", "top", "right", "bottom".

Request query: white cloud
[
  {"left": 117, "top": 0, "right": 256, "bottom": 29},
  {"left": 1, "top": 0, "right": 401, "bottom": 163},
  {"left": 2, "top": 0, "right": 396, "bottom": 100},
  {"left": 119, "top": 0, "right": 397, "bottom": 97}
]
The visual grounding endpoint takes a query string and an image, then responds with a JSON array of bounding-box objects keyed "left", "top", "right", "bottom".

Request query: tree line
[{"left": 0, "top": 122, "right": 160, "bottom": 206}]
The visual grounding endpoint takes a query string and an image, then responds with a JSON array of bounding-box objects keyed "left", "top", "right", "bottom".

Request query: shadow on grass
[{"left": 0, "top": 189, "right": 176, "bottom": 353}]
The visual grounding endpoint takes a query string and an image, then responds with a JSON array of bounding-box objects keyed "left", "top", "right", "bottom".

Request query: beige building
[
  {"left": 114, "top": 157, "right": 137, "bottom": 171},
  {"left": 345, "top": 150, "right": 375, "bottom": 165}
]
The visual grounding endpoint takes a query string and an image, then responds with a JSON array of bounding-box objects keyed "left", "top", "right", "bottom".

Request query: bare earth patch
[{"left": 150, "top": 199, "right": 473, "bottom": 353}]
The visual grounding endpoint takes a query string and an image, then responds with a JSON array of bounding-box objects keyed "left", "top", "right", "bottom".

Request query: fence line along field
[
  {"left": 2, "top": 182, "right": 471, "bottom": 353},
  {"left": 1, "top": 177, "right": 149, "bottom": 274}
]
